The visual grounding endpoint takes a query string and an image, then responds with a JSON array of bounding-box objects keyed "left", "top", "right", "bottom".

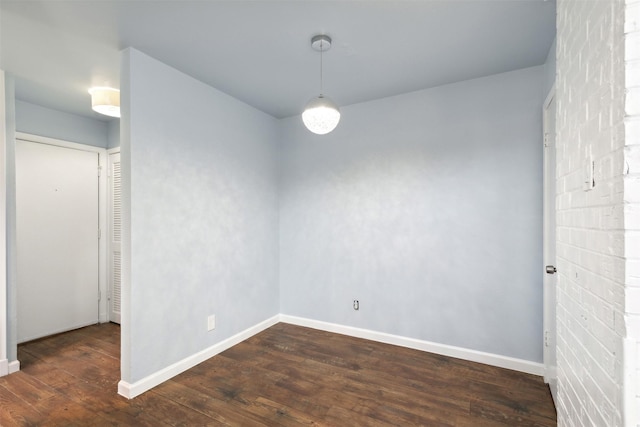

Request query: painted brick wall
[
  {"left": 556, "top": 0, "right": 628, "bottom": 426},
  {"left": 624, "top": 1, "right": 640, "bottom": 424}
]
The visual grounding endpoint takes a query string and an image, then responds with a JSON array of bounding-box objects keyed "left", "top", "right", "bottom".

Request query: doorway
[
  {"left": 15, "top": 134, "right": 108, "bottom": 343},
  {"left": 542, "top": 88, "right": 557, "bottom": 406}
]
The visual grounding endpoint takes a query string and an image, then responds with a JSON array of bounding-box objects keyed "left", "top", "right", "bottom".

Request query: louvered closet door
[{"left": 109, "top": 152, "right": 121, "bottom": 324}]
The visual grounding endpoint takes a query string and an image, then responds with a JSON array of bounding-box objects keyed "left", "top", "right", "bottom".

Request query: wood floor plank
[
  {"left": 256, "top": 345, "right": 470, "bottom": 420},
  {"left": 152, "top": 379, "right": 270, "bottom": 426},
  {"left": 469, "top": 378, "right": 557, "bottom": 421},
  {"left": 0, "top": 371, "right": 57, "bottom": 402},
  {"left": 470, "top": 398, "right": 556, "bottom": 427},
  {"left": 0, "top": 322, "right": 557, "bottom": 426},
  {"left": 131, "top": 390, "right": 222, "bottom": 427},
  {"left": 0, "top": 382, "right": 47, "bottom": 426},
  {"left": 30, "top": 394, "right": 105, "bottom": 427}
]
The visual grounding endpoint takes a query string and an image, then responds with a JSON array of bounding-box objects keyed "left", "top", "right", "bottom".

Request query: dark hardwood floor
[{"left": 0, "top": 322, "right": 556, "bottom": 426}]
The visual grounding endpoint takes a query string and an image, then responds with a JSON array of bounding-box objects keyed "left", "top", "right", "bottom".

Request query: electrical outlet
[
  {"left": 353, "top": 300, "right": 359, "bottom": 310},
  {"left": 207, "top": 314, "right": 216, "bottom": 331}
]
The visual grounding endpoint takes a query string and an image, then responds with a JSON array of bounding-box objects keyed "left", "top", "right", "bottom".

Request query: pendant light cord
[{"left": 320, "top": 40, "right": 324, "bottom": 96}]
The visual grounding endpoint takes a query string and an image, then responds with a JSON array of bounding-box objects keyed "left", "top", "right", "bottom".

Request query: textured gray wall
[
  {"left": 122, "top": 49, "right": 280, "bottom": 382},
  {"left": 279, "top": 66, "right": 544, "bottom": 362}
]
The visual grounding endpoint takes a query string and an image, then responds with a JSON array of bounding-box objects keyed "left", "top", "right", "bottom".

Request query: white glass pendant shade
[
  {"left": 302, "top": 95, "right": 341, "bottom": 135},
  {"left": 88, "top": 87, "right": 120, "bottom": 118}
]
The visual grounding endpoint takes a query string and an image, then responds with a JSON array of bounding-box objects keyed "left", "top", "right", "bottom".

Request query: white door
[
  {"left": 16, "top": 140, "right": 99, "bottom": 343},
  {"left": 108, "top": 152, "right": 121, "bottom": 324},
  {"left": 543, "top": 92, "right": 557, "bottom": 406}
]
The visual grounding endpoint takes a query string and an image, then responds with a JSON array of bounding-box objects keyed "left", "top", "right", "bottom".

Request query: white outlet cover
[{"left": 207, "top": 315, "right": 216, "bottom": 331}]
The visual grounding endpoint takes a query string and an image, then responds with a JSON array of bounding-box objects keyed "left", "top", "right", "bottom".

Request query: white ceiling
[{"left": 0, "top": 1, "right": 556, "bottom": 121}]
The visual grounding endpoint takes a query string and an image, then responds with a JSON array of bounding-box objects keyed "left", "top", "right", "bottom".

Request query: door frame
[
  {"left": 542, "top": 86, "right": 557, "bottom": 405},
  {"left": 0, "top": 71, "right": 8, "bottom": 376},
  {"left": 15, "top": 132, "right": 108, "bottom": 325}
]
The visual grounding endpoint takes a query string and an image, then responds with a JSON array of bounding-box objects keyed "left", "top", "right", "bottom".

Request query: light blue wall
[
  {"left": 15, "top": 100, "right": 108, "bottom": 148},
  {"left": 121, "top": 48, "right": 280, "bottom": 383},
  {"left": 107, "top": 120, "right": 120, "bottom": 149},
  {"left": 8, "top": 52, "right": 547, "bottom": 380},
  {"left": 543, "top": 37, "right": 556, "bottom": 95},
  {"left": 279, "top": 66, "right": 544, "bottom": 362}
]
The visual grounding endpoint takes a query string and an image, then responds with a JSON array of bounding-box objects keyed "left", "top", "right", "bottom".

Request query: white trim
[
  {"left": 14, "top": 132, "right": 109, "bottom": 324},
  {"left": 546, "top": 364, "right": 558, "bottom": 401},
  {"left": 16, "top": 132, "right": 105, "bottom": 154},
  {"left": 118, "top": 315, "right": 280, "bottom": 399},
  {"left": 543, "top": 83, "right": 556, "bottom": 111},
  {"left": 280, "top": 315, "right": 545, "bottom": 376},
  {"left": 623, "top": 336, "right": 637, "bottom": 426},
  {"left": 0, "top": 71, "right": 7, "bottom": 373},
  {"left": 542, "top": 85, "right": 558, "bottom": 409},
  {"left": 0, "top": 359, "right": 20, "bottom": 377}
]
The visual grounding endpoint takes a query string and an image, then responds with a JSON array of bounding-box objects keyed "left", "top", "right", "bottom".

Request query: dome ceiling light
[{"left": 88, "top": 87, "right": 120, "bottom": 118}]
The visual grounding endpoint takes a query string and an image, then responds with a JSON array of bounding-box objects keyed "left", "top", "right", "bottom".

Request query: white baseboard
[
  {"left": 119, "top": 313, "right": 544, "bottom": 399},
  {"left": 118, "top": 315, "right": 280, "bottom": 399},
  {"left": 544, "top": 365, "right": 557, "bottom": 384},
  {"left": 0, "top": 359, "right": 20, "bottom": 377},
  {"left": 279, "top": 315, "right": 545, "bottom": 376}
]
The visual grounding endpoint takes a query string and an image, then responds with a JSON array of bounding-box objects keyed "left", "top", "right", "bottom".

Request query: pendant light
[{"left": 302, "top": 35, "right": 341, "bottom": 135}]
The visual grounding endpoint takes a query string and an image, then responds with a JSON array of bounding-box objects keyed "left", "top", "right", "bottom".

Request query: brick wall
[
  {"left": 625, "top": 1, "right": 640, "bottom": 424},
  {"left": 556, "top": 0, "right": 628, "bottom": 426}
]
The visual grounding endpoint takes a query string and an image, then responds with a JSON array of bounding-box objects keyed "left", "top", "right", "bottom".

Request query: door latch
[{"left": 545, "top": 265, "right": 557, "bottom": 274}]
